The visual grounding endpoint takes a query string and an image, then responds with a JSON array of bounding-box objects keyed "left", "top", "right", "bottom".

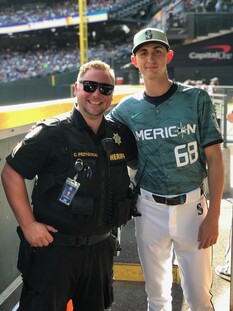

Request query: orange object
[
  {"left": 66, "top": 300, "right": 73, "bottom": 311},
  {"left": 116, "top": 77, "right": 124, "bottom": 85}
]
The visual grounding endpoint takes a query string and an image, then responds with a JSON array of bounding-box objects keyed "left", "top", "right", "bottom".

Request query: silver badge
[{"left": 113, "top": 133, "right": 122, "bottom": 145}]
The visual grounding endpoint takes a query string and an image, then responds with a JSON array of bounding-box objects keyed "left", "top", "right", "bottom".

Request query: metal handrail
[
  {"left": 210, "top": 93, "right": 228, "bottom": 148},
  {"left": 231, "top": 213, "right": 233, "bottom": 310}
]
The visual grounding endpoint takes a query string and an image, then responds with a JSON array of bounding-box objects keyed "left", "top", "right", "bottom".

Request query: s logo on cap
[{"left": 145, "top": 30, "right": 153, "bottom": 40}]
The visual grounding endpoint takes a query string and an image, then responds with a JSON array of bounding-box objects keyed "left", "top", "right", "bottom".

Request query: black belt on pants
[
  {"left": 152, "top": 194, "right": 186, "bottom": 205},
  {"left": 51, "top": 232, "right": 110, "bottom": 247},
  {"left": 151, "top": 186, "right": 204, "bottom": 206}
]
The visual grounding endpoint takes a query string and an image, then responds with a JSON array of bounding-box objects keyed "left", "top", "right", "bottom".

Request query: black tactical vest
[{"left": 31, "top": 115, "right": 132, "bottom": 235}]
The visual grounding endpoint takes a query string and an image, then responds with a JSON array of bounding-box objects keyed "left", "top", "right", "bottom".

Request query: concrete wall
[{"left": 0, "top": 127, "right": 32, "bottom": 310}]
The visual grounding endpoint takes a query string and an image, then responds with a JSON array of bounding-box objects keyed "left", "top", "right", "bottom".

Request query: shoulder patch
[
  {"left": 37, "top": 112, "right": 72, "bottom": 127},
  {"left": 24, "top": 125, "right": 44, "bottom": 140},
  {"left": 12, "top": 141, "right": 24, "bottom": 158}
]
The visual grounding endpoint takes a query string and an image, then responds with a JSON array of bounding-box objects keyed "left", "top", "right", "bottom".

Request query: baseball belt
[{"left": 140, "top": 186, "right": 204, "bottom": 206}]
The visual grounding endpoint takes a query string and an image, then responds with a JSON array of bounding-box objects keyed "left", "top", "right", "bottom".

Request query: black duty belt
[
  {"left": 152, "top": 194, "right": 186, "bottom": 206},
  {"left": 51, "top": 232, "right": 110, "bottom": 247}
]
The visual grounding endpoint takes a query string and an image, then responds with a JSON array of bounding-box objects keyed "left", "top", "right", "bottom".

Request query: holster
[
  {"left": 112, "top": 197, "right": 131, "bottom": 227},
  {"left": 111, "top": 187, "right": 141, "bottom": 227},
  {"left": 16, "top": 226, "right": 35, "bottom": 277}
]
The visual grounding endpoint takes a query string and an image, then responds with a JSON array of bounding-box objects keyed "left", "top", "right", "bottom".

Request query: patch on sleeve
[
  {"left": 12, "top": 141, "right": 23, "bottom": 158},
  {"left": 24, "top": 125, "right": 43, "bottom": 140}
]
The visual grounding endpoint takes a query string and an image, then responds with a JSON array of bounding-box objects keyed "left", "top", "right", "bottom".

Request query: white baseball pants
[{"left": 134, "top": 188, "right": 214, "bottom": 311}]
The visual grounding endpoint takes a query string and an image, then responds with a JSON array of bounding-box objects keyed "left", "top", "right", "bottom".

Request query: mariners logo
[
  {"left": 145, "top": 30, "right": 153, "bottom": 40},
  {"left": 113, "top": 133, "right": 122, "bottom": 145},
  {"left": 197, "top": 203, "right": 203, "bottom": 215},
  {"left": 176, "top": 122, "right": 188, "bottom": 137}
]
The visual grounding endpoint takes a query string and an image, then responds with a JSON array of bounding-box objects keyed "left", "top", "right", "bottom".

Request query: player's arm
[
  {"left": 197, "top": 143, "right": 224, "bottom": 249},
  {"left": 1, "top": 163, "right": 57, "bottom": 247}
]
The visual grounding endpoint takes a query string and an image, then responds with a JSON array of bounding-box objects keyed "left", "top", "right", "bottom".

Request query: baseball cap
[{"left": 132, "top": 28, "right": 170, "bottom": 54}]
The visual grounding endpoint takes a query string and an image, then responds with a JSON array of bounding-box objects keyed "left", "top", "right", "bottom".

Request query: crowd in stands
[
  {"left": 165, "top": 0, "right": 232, "bottom": 31},
  {"left": 183, "top": 0, "right": 233, "bottom": 12},
  {"left": 183, "top": 76, "right": 222, "bottom": 94},
  {"left": 0, "top": 0, "right": 135, "bottom": 83},
  {"left": 0, "top": 0, "right": 126, "bottom": 25},
  {"left": 0, "top": 0, "right": 232, "bottom": 83},
  {"left": 0, "top": 42, "right": 132, "bottom": 83},
  {"left": 1, "top": 0, "right": 232, "bottom": 26}
]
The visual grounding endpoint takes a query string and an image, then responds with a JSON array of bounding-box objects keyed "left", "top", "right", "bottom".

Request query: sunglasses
[{"left": 79, "top": 80, "right": 114, "bottom": 96}]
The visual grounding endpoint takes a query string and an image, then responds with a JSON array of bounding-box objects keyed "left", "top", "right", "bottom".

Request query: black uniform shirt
[{"left": 6, "top": 107, "right": 137, "bottom": 234}]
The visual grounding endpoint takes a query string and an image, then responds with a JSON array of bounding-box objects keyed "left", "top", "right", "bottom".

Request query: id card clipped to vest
[
  {"left": 58, "top": 158, "right": 83, "bottom": 206},
  {"left": 58, "top": 177, "right": 80, "bottom": 206}
]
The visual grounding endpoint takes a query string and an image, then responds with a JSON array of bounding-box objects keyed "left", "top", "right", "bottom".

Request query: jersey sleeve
[
  {"left": 107, "top": 93, "right": 135, "bottom": 126},
  {"left": 107, "top": 104, "right": 125, "bottom": 124},
  {"left": 197, "top": 90, "right": 223, "bottom": 148}
]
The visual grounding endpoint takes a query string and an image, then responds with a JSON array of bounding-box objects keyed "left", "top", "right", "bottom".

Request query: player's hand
[
  {"left": 197, "top": 214, "right": 219, "bottom": 249},
  {"left": 22, "top": 221, "right": 58, "bottom": 247}
]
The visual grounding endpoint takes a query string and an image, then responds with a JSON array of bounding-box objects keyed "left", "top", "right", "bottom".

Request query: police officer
[{"left": 1, "top": 60, "right": 137, "bottom": 311}]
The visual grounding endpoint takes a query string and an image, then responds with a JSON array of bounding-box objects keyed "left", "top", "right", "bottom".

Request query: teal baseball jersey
[{"left": 108, "top": 82, "right": 223, "bottom": 195}]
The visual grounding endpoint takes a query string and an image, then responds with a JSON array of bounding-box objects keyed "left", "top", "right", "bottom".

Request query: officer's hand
[{"left": 22, "top": 221, "right": 58, "bottom": 247}]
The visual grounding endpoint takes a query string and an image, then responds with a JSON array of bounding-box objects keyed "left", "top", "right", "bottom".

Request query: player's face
[
  {"left": 131, "top": 43, "right": 173, "bottom": 80},
  {"left": 74, "top": 69, "right": 114, "bottom": 120}
]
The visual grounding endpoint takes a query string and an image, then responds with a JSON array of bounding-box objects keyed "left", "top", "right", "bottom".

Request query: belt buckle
[
  {"left": 165, "top": 195, "right": 186, "bottom": 205},
  {"left": 75, "top": 235, "right": 87, "bottom": 247},
  {"left": 179, "top": 195, "right": 186, "bottom": 204}
]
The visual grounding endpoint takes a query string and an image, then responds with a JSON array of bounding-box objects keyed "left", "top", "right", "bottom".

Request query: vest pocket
[
  {"left": 71, "top": 196, "right": 94, "bottom": 216},
  {"left": 36, "top": 173, "right": 56, "bottom": 193}
]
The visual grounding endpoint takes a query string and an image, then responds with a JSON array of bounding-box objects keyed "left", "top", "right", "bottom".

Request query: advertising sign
[{"left": 171, "top": 33, "right": 233, "bottom": 67}]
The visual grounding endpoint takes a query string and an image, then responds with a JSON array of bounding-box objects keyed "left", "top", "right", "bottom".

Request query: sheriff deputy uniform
[{"left": 6, "top": 105, "right": 137, "bottom": 311}]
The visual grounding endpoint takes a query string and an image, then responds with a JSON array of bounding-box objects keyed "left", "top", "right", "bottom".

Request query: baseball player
[{"left": 108, "top": 28, "right": 224, "bottom": 311}]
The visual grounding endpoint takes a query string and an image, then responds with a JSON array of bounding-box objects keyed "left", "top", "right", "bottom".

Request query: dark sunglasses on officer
[{"left": 79, "top": 80, "right": 114, "bottom": 96}]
